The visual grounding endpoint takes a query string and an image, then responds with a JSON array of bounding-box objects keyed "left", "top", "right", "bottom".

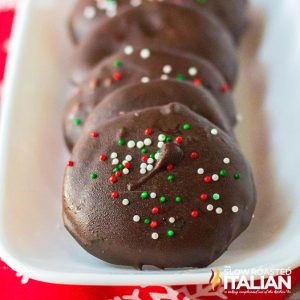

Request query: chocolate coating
[
  {"left": 65, "top": 49, "right": 237, "bottom": 149},
  {"left": 63, "top": 103, "right": 256, "bottom": 268},
  {"left": 69, "top": 0, "right": 248, "bottom": 44},
  {"left": 72, "top": 2, "right": 238, "bottom": 86}
]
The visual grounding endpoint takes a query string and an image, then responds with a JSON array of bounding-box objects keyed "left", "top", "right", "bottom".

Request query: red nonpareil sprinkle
[
  {"left": 152, "top": 207, "right": 159, "bottom": 214},
  {"left": 175, "top": 136, "right": 183, "bottom": 143},
  {"left": 200, "top": 193, "right": 208, "bottom": 200},
  {"left": 166, "top": 164, "right": 173, "bottom": 171},
  {"left": 145, "top": 128, "right": 153, "bottom": 135},
  {"left": 113, "top": 72, "right": 121, "bottom": 81},
  {"left": 123, "top": 162, "right": 131, "bottom": 169},
  {"left": 191, "top": 211, "right": 199, "bottom": 218},
  {"left": 150, "top": 220, "right": 158, "bottom": 228},
  {"left": 91, "top": 131, "right": 98, "bottom": 138},
  {"left": 111, "top": 192, "right": 119, "bottom": 199},
  {"left": 67, "top": 160, "right": 74, "bottom": 167},
  {"left": 194, "top": 79, "right": 201, "bottom": 86},
  {"left": 191, "top": 152, "right": 199, "bottom": 159},
  {"left": 220, "top": 83, "right": 230, "bottom": 93},
  {"left": 142, "top": 155, "right": 148, "bottom": 163},
  {"left": 99, "top": 154, "right": 107, "bottom": 161},
  {"left": 115, "top": 171, "right": 122, "bottom": 177},
  {"left": 204, "top": 176, "right": 211, "bottom": 183},
  {"left": 110, "top": 176, "right": 117, "bottom": 184}
]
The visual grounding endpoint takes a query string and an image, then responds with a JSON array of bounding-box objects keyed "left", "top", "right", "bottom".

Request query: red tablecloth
[{"left": 0, "top": 3, "right": 299, "bottom": 300}]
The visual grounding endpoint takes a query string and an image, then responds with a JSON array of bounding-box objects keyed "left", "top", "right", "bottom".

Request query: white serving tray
[{"left": 0, "top": 0, "right": 300, "bottom": 286}]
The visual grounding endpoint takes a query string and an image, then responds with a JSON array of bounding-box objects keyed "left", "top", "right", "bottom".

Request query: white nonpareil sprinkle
[
  {"left": 127, "top": 140, "right": 135, "bottom": 148},
  {"left": 112, "top": 158, "right": 119, "bottom": 165},
  {"left": 122, "top": 199, "right": 129, "bottom": 206},
  {"left": 130, "top": 0, "right": 142, "bottom": 7},
  {"left": 216, "top": 207, "right": 223, "bottom": 214},
  {"left": 154, "top": 153, "right": 160, "bottom": 160},
  {"left": 212, "top": 174, "right": 219, "bottom": 181},
  {"left": 110, "top": 152, "right": 118, "bottom": 159},
  {"left": 83, "top": 6, "right": 96, "bottom": 19},
  {"left": 157, "top": 141, "right": 164, "bottom": 148},
  {"left": 147, "top": 165, "right": 153, "bottom": 171},
  {"left": 151, "top": 232, "right": 159, "bottom": 240},
  {"left": 140, "top": 168, "right": 147, "bottom": 174},
  {"left": 211, "top": 128, "right": 218, "bottom": 135},
  {"left": 140, "top": 48, "right": 151, "bottom": 59},
  {"left": 125, "top": 155, "right": 132, "bottom": 161},
  {"left": 124, "top": 45, "right": 134, "bottom": 55},
  {"left": 150, "top": 192, "right": 157, "bottom": 199},
  {"left": 169, "top": 217, "right": 175, "bottom": 224},
  {"left": 223, "top": 157, "right": 230, "bottom": 164},
  {"left": 144, "top": 138, "right": 152, "bottom": 146},
  {"left": 161, "top": 74, "right": 169, "bottom": 80},
  {"left": 141, "top": 76, "right": 150, "bottom": 83},
  {"left": 147, "top": 158, "right": 154, "bottom": 164},
  {"left": 207, "top": 204, "right": 214, "bottom": 211},
  {"left": 133, "top": 215, "right": 140, "bottom": 222},
  {"left": 197, "top": 168, "right": 204, "bottom": 175},
  {"left": 136, "top": 141, "right": 144, "bottom": 149},
  {"left": 140, "top": 163, "right": 147, "bottom": 169},
  {"left": 158, "top": 134, "right": 166, "bottom": 141},
  {"left": 163, "top": 65, "right": 172, "bottom": 74},
  {"left": 123, "top": 168, "right": 129, "bottom": 175},
  {"left": 232, "top": 206, "right": 239, "bottom": 213},
  {"left": 188, "top": 67, "right": 198, "bottom": 76}
]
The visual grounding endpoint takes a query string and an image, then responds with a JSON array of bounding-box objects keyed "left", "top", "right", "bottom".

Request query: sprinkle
[
  {"left": 183, "top": 123, "right": 190, "bottom": 130},
  {"left": 220, "top": 83, "right": 230, "bottom": 93},
  {"left": 111, "top": 192, "right": 119, "bottom": 199},
  {"left": 91, "top": 131, "right": 98, "bottom": 138},
  {"left": 197, "top": 168, "right": 204, "bottom": 175},
  {"left": 127, "top": 140, "right": 135, "bottom": 148},
  {"left": 118, "top": 138, "right": 125, "bottom": 145},
  {"left": 161, "top": 74, "right": 169, "bottom": 80},
  {"left": 133, "top": 215, "right": 140, "bottom": 222},
  {"left": 160, "top": 196, "right": 166, "bottom": 203},
  {"left": 219, "top": 169, "right": 227, "bottom": 176},
  {"left": 152, "top": 207, "right": 159, "bottom": 214},
  {"left": 175, "top": 136, "right": 183, "bottom": 143},
  {"left": 122, "top": 199, "right": 129, "bottom": 206},
  {"left": 154, "top": 153, "right": 160, "bottom": 160},
  {"left": 191, "top": 211, "right": 199, "bottom": 218},
  {"left": 212, "top": 174, "right": 219, "bottom": 181},
  {"left": 123, "top": 168, "right": 129, "bottom": 175},
  {"left": 157, "top": 141, "right": 164, "bottom": 148},
  {"left": 158, "top": 134, "right": 166, "bottom": 141},
  {"left": 232, "top": 206, "right": 239, "bottom": 213},
  {"left": 144, "top": 138, "right": 152, "bottom": 146},
  {"left": 130, "top": 0, "right": 142, "bottom": 7},
  {"left": 83, "top": 6, "right": 96, "bottom": 19},
  {"left": 124, "top": 45, "right": 133, "bottom": 55},
  {"left": 216, "top": 207, "right": 223, "bottom": 214},
  {"left": 176, "top": 73, "right": 185, "bottom": 81},
  {"left": 67, "top": 160, "right": 74, "bottom": 167},
  {"left": 141, "top": 192, "right": 149, "bottom": 199},
  {"left": 141, "top": 148, "right": 148, "bottom": 154},
  {"left": 150, "top": 192, "right": 157, "bottom": 198},
  {"left": 234, "top": 172, "right": 241, "bottom": 180},
  {"left": 123, "top": 162, "right": 131, "bottom": 168},
  {"left": 114, "top": 59, "right": 122, "bottom": 67},
  {"left": 140, "top": 163, "right": 147, "bottom": 169},
  {"left": 125, "top": 155, "right": 132, "bottom": 161},
  {"left": 223, "top": 158, "right": 230, "bottom": 164},
  {"left": 151, "top": 232, "right": 159, "bottom": 240},
  {"left": 147, "top": 158, "right": 154, "bottom": 164},
  {"left": 137, "top": 141, "right": 144, "bottom": 149},
  {"left": 169, "top": 217, "right": 175, "bottom": 224},
  {"left": 191, "top": 152, "right": 199, "bottom": 159},
  {"left": 175, "top": 196, "right": 182, "bottom": 203},
  {"left": 167, "top": 230, "right": 175, "bottom": 237},
  {"left": 141, "top": 155, "right": 148, "bottom": 163},
  {"left": 207, "top": 204, "right": 214, "bottom": 211},
  {"left": 90, "top": 173, "right": 97, "bottom": 180},
  {"left": 200, "top": 194, "right": 208, "bottom": 200},
  {"left": 73, "top": 118, "right": 81, "bottom": 126},
  {"left": 211, "top": 128, "right": 218, "bottom": 135},
  {"left": 144, "top": 218, "right": 150, "bottom": 224},
  {"left": 112, "top": 158, "right": 119, "bottom": 165},
  {"left": 213, "top": 193, "right": 220, "bottom": 200},
  {"left": 145, "top": 128, "right": 153, "bottom": 135},
  {"left": 99, "top": 154, "right": 107, "bottom": 161},
  {"left": 165, "top": 136, "right": 172, "bottom": 142},
  {"left": 141, "top": 76, "right": 150, "bottom": 83},
  {"left": 118, "top": 163, "right": 124, "bottom": 170},
  {"left": 110, "top": 176, "right": 117, "bottom": 183},
  {"left": 140, "top": 168, "right": 146, "bottom": 174},
  {"left": 204, "top": 176, "right": 211, "bottom": 183},
  {"left": 193, "top": 78, "right": 201, "bottom": 87},
  {"left": 167, "top": 175, "right": 174, "bottom": 181},
  {"left": 115, "top": 170, "right": 122, "bottom": 177},
  {"left": 150, "top": 220, "right": 158, "bottom": 228},
  {"left": 110, "top": 152, "right": 117, "bottom": 159},
  {"left": 140, "top": 48, "right": 151, "bottom": 59},
  {"left": 166, "top": 164, "right": 173, "bottom": 171},
  {"left": 147, "top": 165, "right": 153, "bottom": 171},
  {"left": 163, "top": 65, "right": 172, "bottom": 74},
  {"left": 113, "top": 167, "right": 119, "bottom": 172}
]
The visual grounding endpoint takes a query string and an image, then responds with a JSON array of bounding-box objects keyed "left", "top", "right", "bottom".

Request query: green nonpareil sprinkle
[
  {"left": 234, "top": 172, "right": 241, "bottom": 180},
  {"left": 156, "top": 150, "right": 160, "bottom": 154},
  {"left": 175, "top": 196, "right": 182, "bottom": 203},
  {"left": 167, "top": 230, "right": 175, "bottom": 237},
  {"left": 90, "top": 173, "right": 97, "bottom": 180},
  {"left": 213, "top": 193, "right": 220, "bottom": 200},
  {"left": 114, "top": 59, "right": 122, "bottom": 67},
  {"left": 183, "top": 123, "right": 190, "bottom": 130},
  {"left": 219, "top": 169, "right": 227, "bottom": 176},
  {"left": 73, "top": 118, "right": 81, "bottom": 126},
  {"left": 144, "top": 218, "right": 150, "bottom": 224},
  {"left": 142, "top": 148, "right": 148, "bottom": 154},
  {"left": 118, "top": 138, "right": 125, "bottom": 145},
  {"left": 149, "top": 154, "right": 155, "bottom": 159},
  {"left": 166, "top": 136, "right": 172, "bottom": 142},
  {"left": 176, "top": 74, "right": 185, "bottom": 81},
  {"left": 160, "top": 196, "right": 166, "bottom": 203},
  {"left": 141, "top": 192, "right": 149, "bottom": 199},
  {"left": 168, "top": 175, "right": 174, "bottom": 181},
  {"left": 113, "top": 167, "right": 119, "bottom": 172},
  {"left": 118, "top": 163, "right": 124, "bottom": 170}
]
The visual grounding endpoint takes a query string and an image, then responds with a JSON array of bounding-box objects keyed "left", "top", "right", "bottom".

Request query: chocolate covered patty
[
  {"left": 69, "top": 0, "right": 248, "bottom": 44},
  {"left": 72, "top": 2, "right": 238, "bottom": 86},
  {"left": 65, "top": 48, "right": 236, "bottom": 149},
  {"left": 63, "top": 103, "right": 256, "bottom": 268}
]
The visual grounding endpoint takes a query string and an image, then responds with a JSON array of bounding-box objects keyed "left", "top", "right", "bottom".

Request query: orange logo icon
[{"left": 209, "top": 268, "right": 223, "bottom": 291}]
